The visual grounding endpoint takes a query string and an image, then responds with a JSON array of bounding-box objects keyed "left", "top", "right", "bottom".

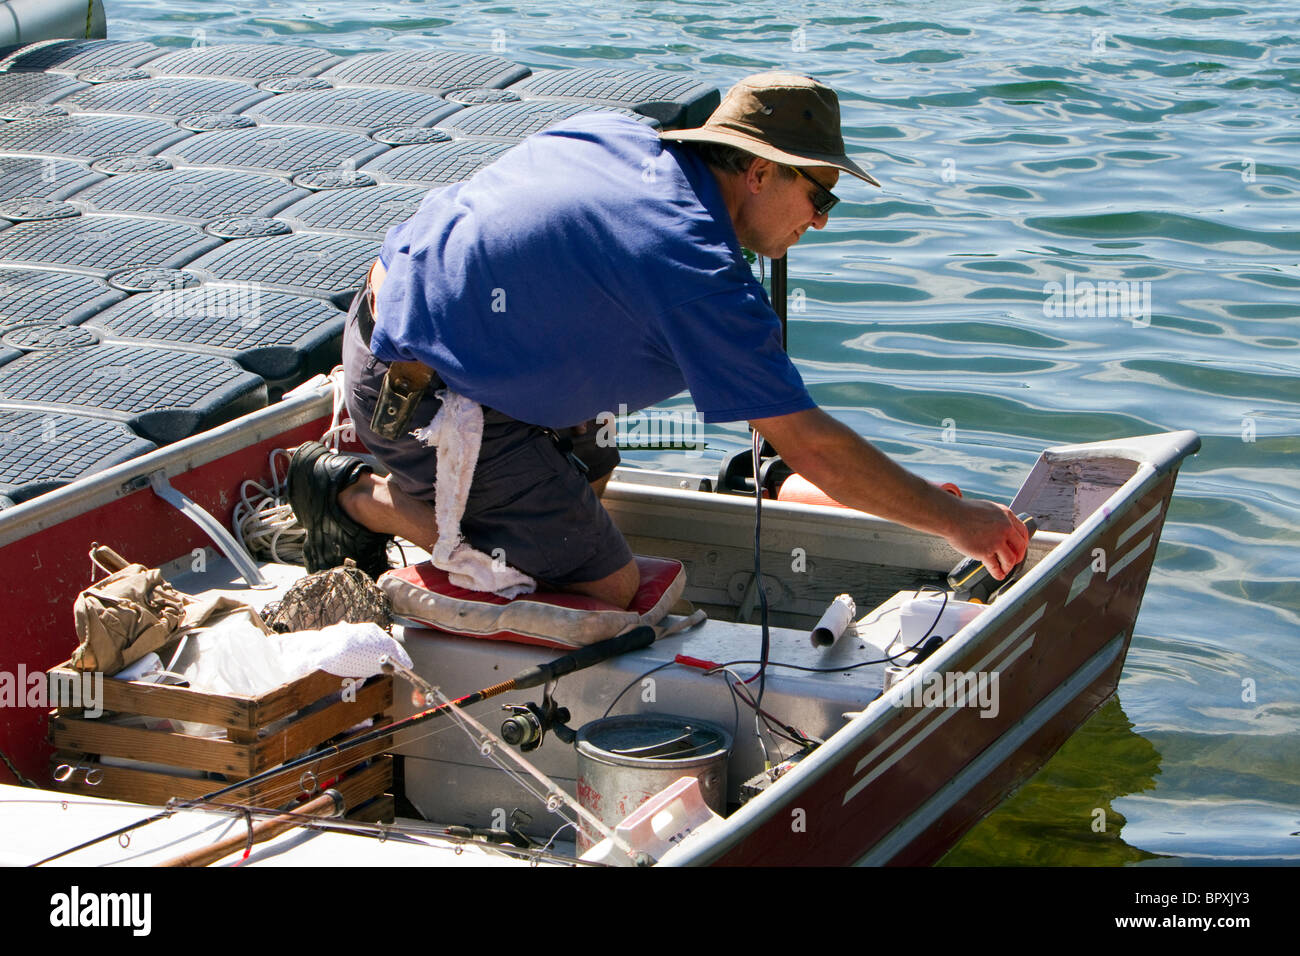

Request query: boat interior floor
[{"left": 159, "top": 541, "right": 958, "bottom": 844}]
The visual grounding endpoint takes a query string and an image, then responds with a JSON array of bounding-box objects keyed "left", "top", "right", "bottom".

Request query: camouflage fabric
[
  {"left": 72, "top": 547, "right": 270, "bottom": 675},
  {"left": 262, "top": 559, "right": 393, "bottom": 633}
]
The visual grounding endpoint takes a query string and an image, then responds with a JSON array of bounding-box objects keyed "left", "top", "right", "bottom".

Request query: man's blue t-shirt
[{"left": 372, "top": 113, "right": 815, "bottom": 429}]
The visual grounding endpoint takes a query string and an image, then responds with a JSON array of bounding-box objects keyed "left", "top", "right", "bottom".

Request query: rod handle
[{"left": 512, "top": 625, "right": 656, "bottom": 689}]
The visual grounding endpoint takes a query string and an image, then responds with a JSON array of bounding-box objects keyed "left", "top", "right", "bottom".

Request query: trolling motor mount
[{"left": 716, "top": 441, "right": 793, "bottom": 497}]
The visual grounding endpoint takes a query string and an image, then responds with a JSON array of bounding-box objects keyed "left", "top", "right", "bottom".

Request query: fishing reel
[
  {"left": 500, "top": 687, "right": 576, "bottom": 752},
  {"left": 446, "top": 808, "right": 535, "bottom": 850}
]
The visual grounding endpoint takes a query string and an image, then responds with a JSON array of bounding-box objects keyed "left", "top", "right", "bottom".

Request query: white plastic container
[
  {"left": 898, "top": 594, "right": 985, "bottom": 646},
  {"left": 579, "top": 775, "right": 726, "bottom": 866}
]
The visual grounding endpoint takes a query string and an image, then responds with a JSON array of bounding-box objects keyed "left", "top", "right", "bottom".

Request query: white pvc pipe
[{"left": 0, "top": 0, "right": 106, "bottom": 50}]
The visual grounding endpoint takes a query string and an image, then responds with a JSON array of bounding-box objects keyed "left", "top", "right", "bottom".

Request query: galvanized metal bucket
[{"left": 574, "top": 714, "right": 732, "bottom": 853}]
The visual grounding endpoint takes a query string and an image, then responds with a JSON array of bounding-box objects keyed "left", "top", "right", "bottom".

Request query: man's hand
[
  {"left": 750, "top": 407, "right": 1029, "bottom": 577},
  {"left": 943, "top": 498, "right": 1029, "bottom": 579}
]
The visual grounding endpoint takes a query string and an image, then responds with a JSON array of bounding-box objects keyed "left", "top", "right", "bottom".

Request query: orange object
[{"left": 776, "top": 473, "right": 842, "bottom": 507}]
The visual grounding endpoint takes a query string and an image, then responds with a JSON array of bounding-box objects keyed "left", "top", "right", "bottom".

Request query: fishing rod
[
  {"left": 32, "top": 617, "right": 701, "bottom": 867},
  {"left": 158, "top": 789, "right": 345, "bottom": 868},
  {"left": 163, "top": 797, "right": 597, "bottom": 867}
]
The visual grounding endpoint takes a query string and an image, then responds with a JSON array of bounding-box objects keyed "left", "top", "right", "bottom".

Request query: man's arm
[{"left": 750, "top": 406, "right": 1029, "bottom": 578}]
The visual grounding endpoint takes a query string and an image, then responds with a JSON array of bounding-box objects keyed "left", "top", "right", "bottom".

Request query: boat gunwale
[{"left": 0, "top": 382, "right": 335, "bottom": 549}]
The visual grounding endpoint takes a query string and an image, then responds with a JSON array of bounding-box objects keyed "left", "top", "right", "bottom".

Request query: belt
[
  {"left": 354, "top": 279, "right": 441, "bottom": 439},
  {"left": 356, "top": 279, "right": 378, "bottom": 349},
  {"left": 354, "top": 278, "right": 586, "bottom": 475}
]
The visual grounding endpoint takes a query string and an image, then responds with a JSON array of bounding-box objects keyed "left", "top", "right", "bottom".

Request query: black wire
[
  {"left": 751, "top": 428, "right": 771, "bottom": 710},
  {"left": 707, "top": 580, "right": 961, "bottom": 686},
  {"left": 718, "top": 667, "right": 742, "bottom": 744},
  {"left": 716, "top": 665, "right": 809, "bottom": 749},
  {"left": 724, "top": 670, "right": 811, "bottom": 745},
  {"left": 712, "top": 582, "right": 958, "bottom": 676},
  {"left": 601, "top": 661, "right": 677, "bottom": 719},
  {"left": 601, "top": 659, "right": 750, "bottom": 747},
  {"left": 597, "top": 582, "right": 952, "bottom": 776},
  {"left": 598, "top": 657, "right": 805, "bottom": 753},
  {"left": 897, "top": 584, "right": 948, "bottom": 660}
]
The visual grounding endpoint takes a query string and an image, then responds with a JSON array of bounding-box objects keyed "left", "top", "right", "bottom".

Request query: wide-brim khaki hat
[{"left": 661, "top": 72, "right": 880, "bottom": 187}]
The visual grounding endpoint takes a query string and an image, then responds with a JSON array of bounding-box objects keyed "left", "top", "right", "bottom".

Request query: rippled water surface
[{"left": 106, "top": 0, "right": 1300, "bottom": 865}]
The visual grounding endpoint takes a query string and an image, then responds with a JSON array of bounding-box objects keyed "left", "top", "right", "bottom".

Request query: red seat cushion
[{"left": 379, "top": 556, "right": 686, "bottom": 649}]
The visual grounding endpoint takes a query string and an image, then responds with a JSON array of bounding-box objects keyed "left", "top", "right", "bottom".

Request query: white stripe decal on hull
[
  {"left": 1116, "top": 500, "right": 1162, "bottom": 549},
  {"left": 842, "top": 637, "right": 1034, "bottom": 804},
  {"left": 854, "top": 633, "right": 1126, "bottom": 866},
  {"left": 1065, "top": 564, "right": 1093, "bottom": 605},
  {"left": 1069, "top": 499, "right": 1161, "bottom": 604},
  {"left": 843, "top": 603, "right": 1046, "bottom": 807},
  {"left": 1107, "top": 532, "right": 1153, "bottom": 581}
]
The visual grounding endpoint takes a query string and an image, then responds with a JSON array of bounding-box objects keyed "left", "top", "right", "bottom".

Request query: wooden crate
[
  {"left": 51, "top": 753, "right": 395, "bottom": 822},
  {"left": 47, "top": 662, "right": 394, "bottom": 816}
]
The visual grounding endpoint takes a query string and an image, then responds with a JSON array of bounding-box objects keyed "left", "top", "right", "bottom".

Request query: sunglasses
[{"left": 789, "top": 166, "right": 839, "bottom": 217}]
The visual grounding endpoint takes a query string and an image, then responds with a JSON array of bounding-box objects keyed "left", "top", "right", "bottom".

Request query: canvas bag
[{"left": 71, "top": 544, "right": 269, "bottom": 675}]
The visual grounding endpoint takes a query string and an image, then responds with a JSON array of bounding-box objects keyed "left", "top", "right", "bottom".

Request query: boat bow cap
[{"left": 660, "top": 72, "right": 880, "bottom": 187}]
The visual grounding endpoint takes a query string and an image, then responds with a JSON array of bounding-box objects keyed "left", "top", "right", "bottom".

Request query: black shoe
[{"left": 287, "top": 441, "right": 392, "bottom": 579}]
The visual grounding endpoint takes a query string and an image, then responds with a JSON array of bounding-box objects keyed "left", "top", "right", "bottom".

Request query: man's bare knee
[
  {"left": 338, "top": 472, "right": 439, "bottom": 549},
  {"left": 562, "top": 559, "right": 640, "bottom": 609}
]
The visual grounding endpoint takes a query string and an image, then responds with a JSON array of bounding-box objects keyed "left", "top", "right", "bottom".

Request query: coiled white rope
[
  {"left": 231, "top": 369, "right": 410, "bottom": 569},
  {"left": 319, "top": 366, "right": 352, "bottom": 453},
  {"left": 232, "top": 447, "right": 304, "bottom": 565},
  {"left": 231, "top": 368, "right": 351, "bottom": 565}
]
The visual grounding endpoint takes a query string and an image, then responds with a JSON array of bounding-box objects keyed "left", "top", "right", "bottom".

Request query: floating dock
[{"left": 0, "top": 38, "right": 719, "bottom": 506}]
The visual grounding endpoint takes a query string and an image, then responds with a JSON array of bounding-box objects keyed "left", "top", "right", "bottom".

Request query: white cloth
[
  {"left": 411, "top": 390, "right": 537, "bottom": 598},
  {"left": 179, "top": 618, "right": 413, "bottom": 696},
  {"left": 272, "top": 621, "right": 412, "bottom": 679}
]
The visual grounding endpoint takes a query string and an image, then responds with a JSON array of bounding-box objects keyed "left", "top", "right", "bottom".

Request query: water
[{"left": 104, "top": 0, "right": 1300, "bottom": 865}]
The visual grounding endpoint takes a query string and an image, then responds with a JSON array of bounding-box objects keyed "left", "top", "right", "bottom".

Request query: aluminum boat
[{"left": 0, "top": 380, "right": 1199, "bottom": 866}]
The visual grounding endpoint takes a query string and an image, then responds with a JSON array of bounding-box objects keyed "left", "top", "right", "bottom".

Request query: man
[{"left": 289, "top": 73, "right": 1028, "bottom": 607}]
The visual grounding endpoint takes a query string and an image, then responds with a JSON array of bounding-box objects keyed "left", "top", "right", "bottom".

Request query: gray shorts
[{"left": 341, "top": 283, "right": 632, "bottom": 587}]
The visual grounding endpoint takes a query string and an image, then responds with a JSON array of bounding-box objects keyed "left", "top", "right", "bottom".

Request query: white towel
[
  {"left": 273, "top": 622, "right": 413, "bottom": 679},
  {"left": 411, "top": 390, "right": 537, "bottom": 598},
  {"left": 178, "top": 619, "right": 412, "bottom": 696}
]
